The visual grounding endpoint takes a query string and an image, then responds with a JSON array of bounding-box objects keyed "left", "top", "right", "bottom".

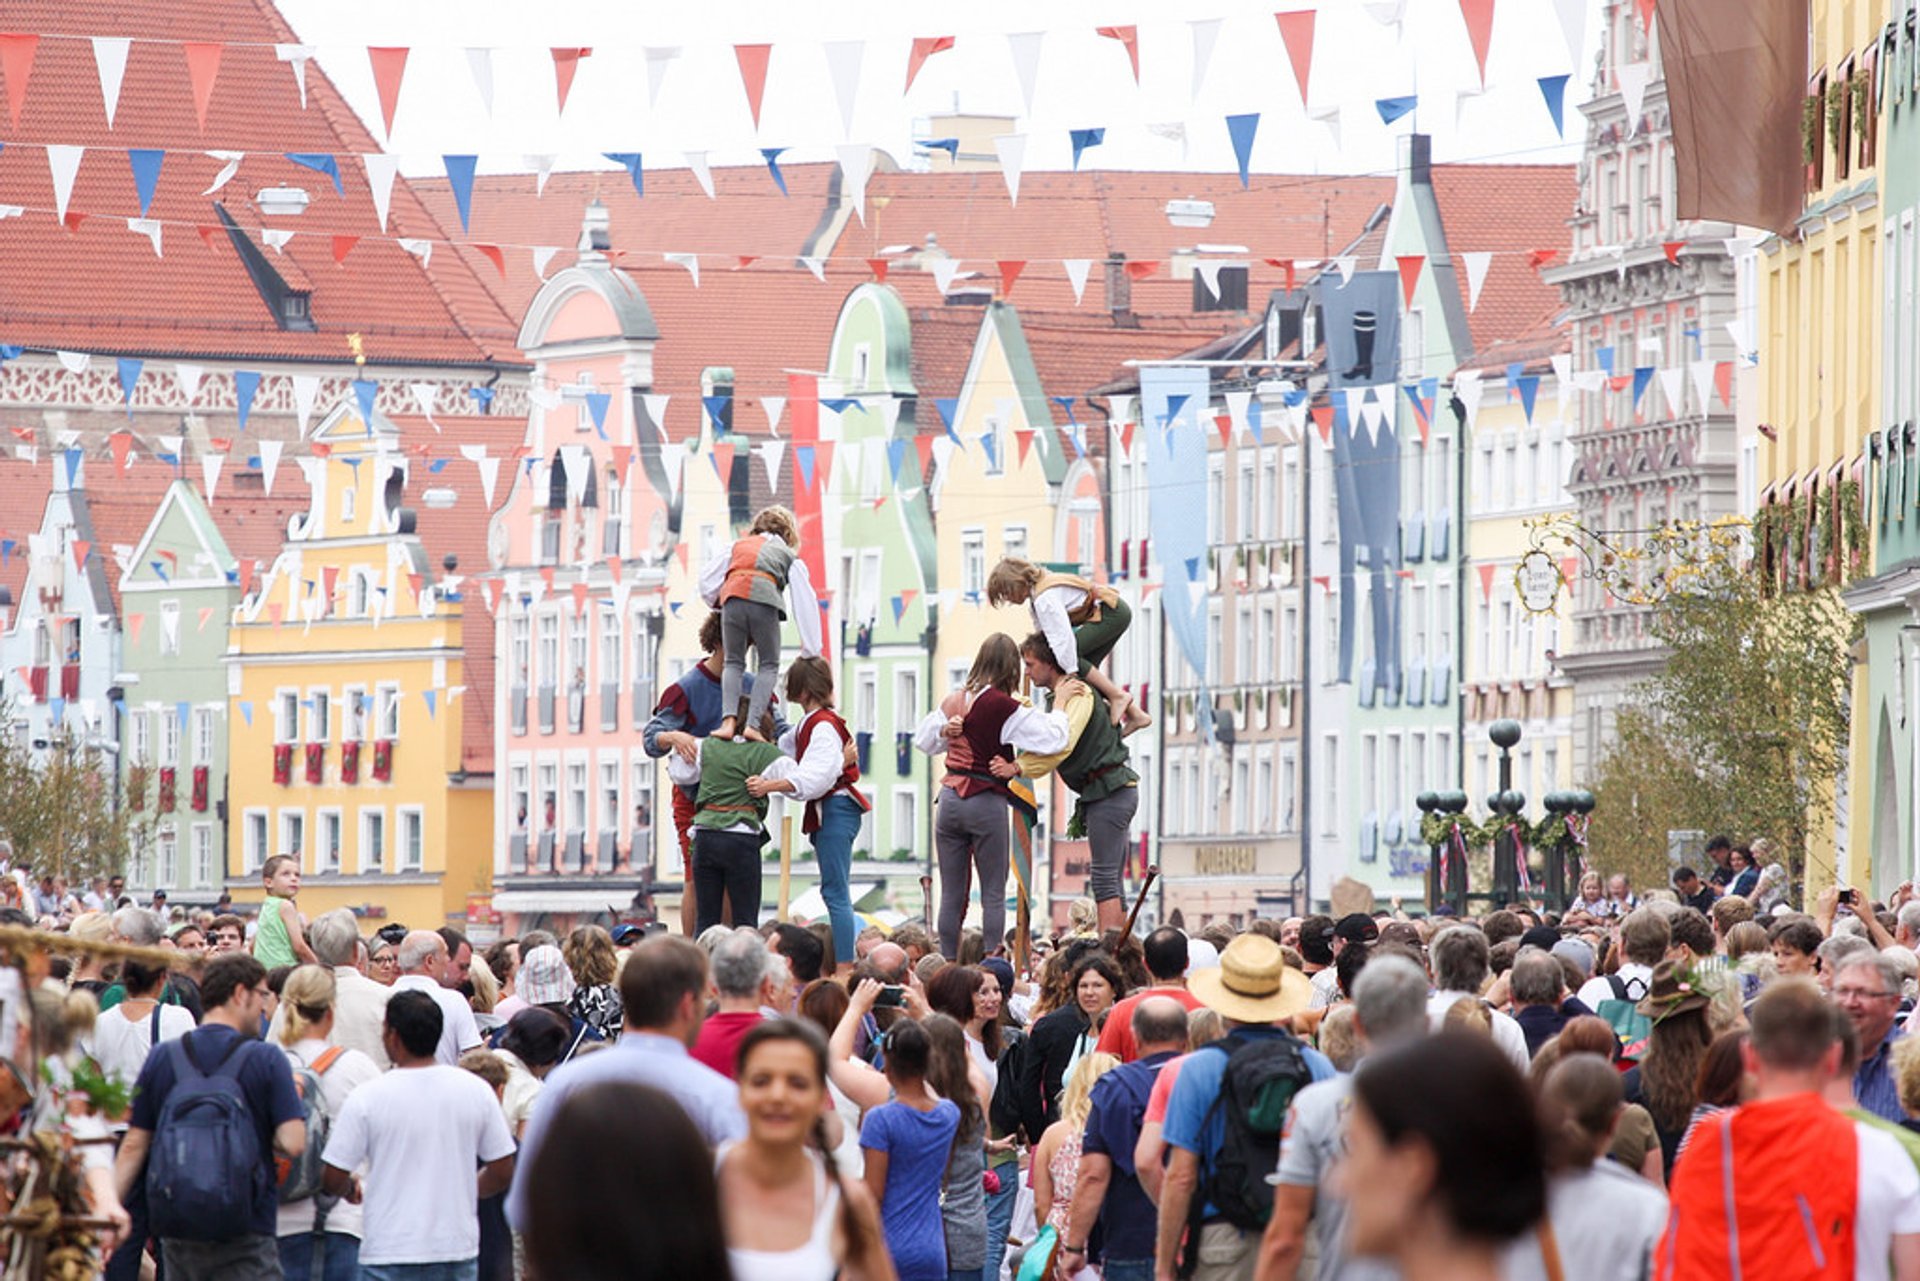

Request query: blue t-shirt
[
  {"left": 127, "top": 1023, "right": 304, "bottom": 1239},
  {"left": 1082, "top": 1050, "right": 1179, "bottom": 1263},
  {"left": 1161, "top": 1028, "right": 1336, "bottom": 1222},
  {"left": 860, "top": 1097, "right": 961, "bottom": 1281}
]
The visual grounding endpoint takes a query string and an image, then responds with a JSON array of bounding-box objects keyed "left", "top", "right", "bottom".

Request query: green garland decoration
[
  {"left": 1805, "top": 94, "right": 1823, "bottom": 165},
  {"left": 1840, "top": 478, "right": 1867, "bottom": 579},
  {"left": 1418, "top": 811, "right": 1575, "bottom": 856}
]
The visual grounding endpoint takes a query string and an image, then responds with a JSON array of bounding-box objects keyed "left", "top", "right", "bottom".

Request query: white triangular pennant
[
  {"left": 261, "top": 228, "right": 294, "bottom": 254},
  {"left": 275, "top": 45, "right": 314, "bottom": 108},
  {"left": 47, "top": 146, "right": 84, "bottom": 224},
  {"left": 762, "top": 395, "right": 786, "bottom": 435},
  {"left": 560, "top": 444, "right": 592, "bottom": 505},
  {"left": 930, "top": 258, "right": 962, "bottom": 294},
  {"left": 465, "top": 47, "right": 494, "bottom": 115},
  {"left": 1195, "top": 260, "right": 1227, "bottom": 302},
  {"left": 993, "top": 134, "right": 1026, "bottom": 205},
  {"left": 258, "top": 438, "right": 283, "bottom": 494},
  {"left": 292, "top": 374, "right": 321, "bottom": 433},
  {"left": 757, "top": 439, "right": 786, "bottom": 489},
  {"left": 877, "top": 396, "right": 903, "bottom": 435},
  {"left": 1454, "top": 371, "right": 1485, "bottom": 427},
  {"left": 1332, "top": 255, "right": 1357, "bottom": 285},
  {"left": 835, "top": 144, "right": 871, "bottom": 223},
  {"left": 1658, "top": 367, "right": 1685, "bottom": 415},
  {"left": 201, "top": 453, "right": 224, "bottom": 500},
  {"left": 474, "top": 455, "right": 500, "bottom": 506},
  {"left": 525, "top": 154, "right": 556, "bottom": 196},
  {"left": 1550, "top": 353, "right": 1573, "bottom": 389},
  {"left": 644, "top": 47, "right": 679, "bottom": 108},
  {"left": 128, "top": 218, "right": 163, "bottom": 256},
  {"left": 1064, "top": 258, "right": 1093, "bottom": 304},
  {"left": 530, "top": 384, "right": 561, "bottom": 411},
  {"left": 800, "top": 256, "right": 827, "bottom": 283},
  {"left": 397, "top": 238, "right": 431, "bottom": 267},
  {"left": 823, "top": 40, "right": 864, "bottom": 138},
  {"left": 1690, "top": 360, "right": 1716, "bottom": 410},
  {"left": 610, "top": 579, "right": 633, "bottom": 618},
  {"left": 531, "top": 246, "right": 559, "bottom": 279},
  {"left": 201, "top": 150, "right": 243, "bottom": 196},
  {"left": 643, "top": 393, "right": 672, "bottom": 439},
  {"left": 685, "top": 150, "right": 715, "bottom": 199},
  {"left": 664, "top": 252, "right": 700, "bottom": 287},
  {"left": 1617, "top": 63, "right": 1652, "bottom": 133},
  {"left": 409, "top": 382, "right": 440, "bottom": 428},
  {"left": 1110, "top": 395, "right": 1135, "bottom": 429},
  {"left": 1308, "top": 103, "right": 1342, "bottom": 150},
  {"left": 92, "top": 38, "right": 130, "bottom": 128},
  {"left": 1189, "top": 18, "right": 1222, "bottom": 101},
  {"left": 362, "top": 153, "right": 400, "bottom": 232},
  {"left": 1553, "top": 0, "right": 1587, "bottom": 63},
  {"left": 660, "top": 442, "right": 687, "bottom": 502},
  {"left": 56, "top": 351, "right": 91, "bottom": 374},
  {"left": 1006, "top": 32, "right": 1044, "bottom": 117},
  {"left": 175, "top": 364, "right": 205, "bottom": 401},
  {"left": 1463, "top": 251, "right": 1493, "bottom": 312},
  {"left": 1225, "top": 390, "right": 1252, "bottom": 431}
]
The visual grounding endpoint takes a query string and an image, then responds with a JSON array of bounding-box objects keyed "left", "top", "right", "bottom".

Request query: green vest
[
  {"left": 692, "top": 738, "right": 786, "bottom": 834},
  {"left": 1053, "top": 689, "right": 1135, "bottom": 803}
]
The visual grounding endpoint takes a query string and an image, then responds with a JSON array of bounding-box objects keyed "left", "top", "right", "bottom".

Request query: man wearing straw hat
[{"left": 1155, "top": 933, "right": 1334, "bottom": 1281}]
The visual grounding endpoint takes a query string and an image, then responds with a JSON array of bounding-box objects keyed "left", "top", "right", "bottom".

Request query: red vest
[
  {"left": 1656, "top": 1092, "right": 1858, "bottom": 1281},
  {"left": 941, "top": 687, "right": 1019, "bottom": 800},
  {"left": 795, "top": 707, "right": 869, "bottom": 834}
]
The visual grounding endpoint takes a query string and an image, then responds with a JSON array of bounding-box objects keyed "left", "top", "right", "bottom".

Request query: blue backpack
[{"left": 146, "top": 1034, "right": 265, "bottom": 1241}]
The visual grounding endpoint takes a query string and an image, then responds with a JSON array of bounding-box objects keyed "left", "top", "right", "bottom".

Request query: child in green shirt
[{"left": 253, "top": 854, "right": 318, "bottom": 969}]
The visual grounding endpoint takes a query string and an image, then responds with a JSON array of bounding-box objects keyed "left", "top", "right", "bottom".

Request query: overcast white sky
[{"left": 275, "top": 0, "right": 1599, "bottom": 182}]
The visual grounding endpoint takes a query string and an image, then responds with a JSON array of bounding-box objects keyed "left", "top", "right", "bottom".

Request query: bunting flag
[
  {"left": 735, "top": 44, "right": 772, "bottom": 128},
  {"left": 467, "top": 47, "right": 495, "bottom": 115},
  {"left": 551, "top": 47, "right": 591, "bottom": 114},
  {"left": 71, "top": 538, "right": 91, "bottom": 572},
  {"left": 1713, "top": 361, "right": 1734, "bottom": 409},
  {"left": 835, "top": 143, "right": 870, "bottom": 221},
  {"left": 92, "top": 37, "right": 128, "bottom": 128},
  {"left": 1274, "top": 10, "right": 1316, "bottom": 108},
  {"left": 604, "top": 151, "right": 644, "bottom": 198},
  {"left": 905, "top": 35, "right": 955, "bottom": 91},
  {"left": 444, "top": 154, "right": 478, "bottom": 232},
  {"left": 664, "top": 250, "right": 698, "bottom": 285},
  {"left": 1458, "top": 0, "right": 1496, "bottom": 88},
  {"left": 1396, "top": 254, "right": 1425, "bottom": 305},
  {"left": 1631, "top": 366, "right": 1654, "bottom": 407},
  {"left": 821, "top": 40, "right": 862, "bottom": 137},
  {"left": 993, "top": 133, "right": 1025, "bottom": 204},
  {"left": 115, "top": 357, "right": 142, "bottom": 415},
  {"left": 286, "top": 151, "right": 343, "bottom": 196},
  {"left": 126, "top": 148, "right": 162, "bottom": 218},
  {"left": 1064, "top": 258, "right": 1092, "bottom": 304},
  {"left": 276, "top": 44, "right": 313, "bottom": 108},
  {"left": 367, "top": 46, "right": 408, "bottom": 139},
  {"left": 1069, "top": 127, "right": 1104, "bottom": 169},
  {"left": 201, "top": 452, "right": 223, "bottom": 499},
  {"left": 1515, "top": 375, "right": 1540, "bottom": 422},
  {"left": 1538, "top": 74, "right": 1570, "bottom": 136},
  {"left": 109, "top": 429, "right": 132, "bottom": 471},
  {"left": 1095, "top": 25, "right": 1141, "bottom": 82},
  {"left": 259, "top": 439, "right": 282, "bottom": 494},
  {"left": 0, "top": 34, "right": 37, "bottom": 129},
  {"left": 362, "top": 153, "right": 399, "bottom": 232},
  {"left": 1190, "top": 18, "right": 1223, "bottom": 99},
  {"left": 998, "top": 259, "right": 1025, "bottom": 296},
  {"left": 1617, "top": 62, "right": 1652, "bottom": 131},
  {"left": 182, "top": 42, "right": 221, "bottom": 130},
  {"left": 353, "top": 378, "right": 379, "bottom": 429},
  {"left": 1663, "top": 240, "right": 1685, "bottom": 263},
  {"left": 761, "top": 146, "right": 789, "bottom": 195},
  {"left": 1225, "top": 113, "right": 1259, "bottom": 188},
  {"left": 47, "top": 145, "right": 82, "bottom": 224},
  {"left": 916, "top": 136, "right": 959, "bottom": 160},
  {"left": 234, "top": 370, "right": 260, "bottom": 431},
  {"left": 1006, "top": 32, "right": 1044, "bottom": 115},
  {"left": 642, "top": 45, "right": 676, "bottom": 107},
  {"left": 1376, "top": 94, "right": 1418, "bottom": 125}
]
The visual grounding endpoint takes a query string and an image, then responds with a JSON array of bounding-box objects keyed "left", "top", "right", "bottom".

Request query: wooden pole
[
  {"left": 777, "top": 812, "right": 794, "bottom": 922},
  {"left": 1121, "top": 864, "right": 1161, "bottom": 942}
]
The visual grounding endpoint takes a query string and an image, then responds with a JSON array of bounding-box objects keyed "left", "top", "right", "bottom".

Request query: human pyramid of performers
[{"left": 648, "top": 504, "right": 1152, "bottom": 968}]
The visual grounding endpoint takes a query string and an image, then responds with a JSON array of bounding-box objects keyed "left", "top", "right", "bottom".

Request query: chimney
[
  {"left": 1104, "top": 254, "right": 1137, "bottom": 328},
  {"left": 577, "top": 200, "right": 612, "bottom": 265}
]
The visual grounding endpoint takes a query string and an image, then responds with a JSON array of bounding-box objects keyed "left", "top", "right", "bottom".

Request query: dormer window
[{"left": 282, "top": 293, "right": 310, "bottom": 323}]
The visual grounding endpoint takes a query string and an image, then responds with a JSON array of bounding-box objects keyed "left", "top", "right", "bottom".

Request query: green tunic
[{"left": 692, "top": 738, "right": 786, "bottom": 836}]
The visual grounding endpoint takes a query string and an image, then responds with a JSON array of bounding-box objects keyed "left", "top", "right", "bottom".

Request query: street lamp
[
  {"left": 1540, "top": 788, "right": 1596, "bottom": 905},
  {"left": 1487, "top": 720, "right": 1526, "bottom": 904},
  {"left": 1417, "top": 789, "right": 1470, "bottom": 914}
]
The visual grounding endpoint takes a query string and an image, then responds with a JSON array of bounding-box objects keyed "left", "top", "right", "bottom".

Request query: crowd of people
[{"left": 12, "top": 829, "right": 1920, "bottom": 1279}]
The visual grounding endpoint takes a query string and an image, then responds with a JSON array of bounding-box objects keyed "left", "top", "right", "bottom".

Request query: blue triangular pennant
[
  {"left": 1376, "top": 95, "right": 1418, "bottom": 125},
  {"left": 916, "top": 138, "right": 960, "bottom": 158},
  {"left": 150, "top": 560, "right": 170, "bottom": 582},
  {"left": 423, "top": 689, "right": 437, "bottom": 718},
  {"left": 127, "top": 149, "right": 163, "bottom": 218},
  {"left": 1403, "top": 384, "right": 1432, "bottom": 427},
  {"left": 603, "top": 152, "right": 644, "bottom": 197},
  {"left": 1537, "top": 75, "right": 1570, "bottom": 137},
  {"left": 1631, "top": 366, "right": 1654, "bottom": 405},
  {"left": 820, "top": 397, "right": 860, "bottom": 414},
  {"left": 1505, "top": 362, "right": 1525, "bottom": 394},
  {"left": 1165, "top": 393, "right": 1191, "bottom": 424},
  {"left": 469, "top": 386, "right": 495, "bottom": 412},
  {"left": 428, "top": 458, "right": 449, "bottom": 473},
  {"left": 443, "top": 154, "right": 479, "bottom": 233},
  {"left": 284, "top": 152, "right": 344, "bottom": 196},
  {"left": 796, "top": 444, "right": 816, "bottom": 489},
  {"left": 760, "top": 147, "right": 789, "bottom": 195},
  {"left": 934, "top": 398, "right": 960, "bottom": 440},
  {"left": 239, "top": 700, "right": 253, "bottom": 727},
  {"left": 1183, "top": 556, "right": 1202, "bottom": 581},
  {"left": 1246, "top": 398, "right": 1264, "bottom": 444},
  {"left": 886, "top": 438, "right": 907, "bottom": 484},
  {"left": 585, "top": 392, "right": 611, "bottom": 437},
  {"left": 234, "top": 370, "right": 261, "bottom": 432},
  {"left": 1051, "top": 395, "right": 1079, "bottom": 426},
  {"left": 1596, "top": 346, "right": 1616, "bottom": 376},
  {"left": 980, "top": 430, "right": 999, "bottom": 470},
  {"left": 1069, "top": 128, "right": 1105, "bottom": 170},
  {"left": 703, "top": 395, "right": 732, "bottom": 434},
  {"left": 353, "top": 378, "right": 379, "bottom": 431},
  {"left": 1516, "top": 375, "right": 1541, "bottom": 423},
  {"left": 891, "top": 594, "right": 907, "bottom": 624},
  {"left": 176, "top": 701, "right": 191, "bottom": 728},
  {"left": 116, "top": 357, "right": 143, "bottom": 414},
  {"left": 1225, "top": 113, "right": 1259, "bottom": 188},
  {"left": 64, "top": 449, "right": 82, "bottom": 488},
  {"left": 669, "top": 601, "right": 683, "bottom": 616}
]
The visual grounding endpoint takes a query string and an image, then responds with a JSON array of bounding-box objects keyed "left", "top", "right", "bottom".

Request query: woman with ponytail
[
  {"left": 923, "top": 1014, "right": 990, "bottom": 1281},
  {"left": 1504, "top": 1053, "right": 1669, "bottom": 1281},
  {"left": 721, "top": 1018, "right": 894, "bottom": 1281}
]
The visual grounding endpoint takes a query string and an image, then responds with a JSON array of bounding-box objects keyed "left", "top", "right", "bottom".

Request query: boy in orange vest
[
  {"left": 987, "top": 555, "right": 1149, "bottom": 735},
  {"left": 699, "top": 505, "right": 821, "bottom": 741}
]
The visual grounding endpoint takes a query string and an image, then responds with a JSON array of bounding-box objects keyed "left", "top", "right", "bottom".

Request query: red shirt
[
  {"left": 691, "top": 1010, "right": 766, "bottom": 1079},
  {"left": 1095, "top": 986, "right": 1207, "bottom": 1062}
]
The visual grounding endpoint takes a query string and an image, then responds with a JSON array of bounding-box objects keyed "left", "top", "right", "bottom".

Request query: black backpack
[
  {"left": 1190, "top": 1032, "right": 1314, "bottom": 1236},
  {"left": 989, "top": 1028, "right": 1032, "bottom": 1137}
]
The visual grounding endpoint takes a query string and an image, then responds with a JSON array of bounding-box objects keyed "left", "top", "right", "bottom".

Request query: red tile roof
[
  {"left": 1459, "top": 308, "right": 1572, "bottom": 377},
  {"left": 0, "top": 459, "right": 52, "bottom": 610},
  {"left": 1429, "top": 165, "right": 1578, "bottom": 357},
  {"left": 0, "top": 0, "right": 520, "bottom": 366}
]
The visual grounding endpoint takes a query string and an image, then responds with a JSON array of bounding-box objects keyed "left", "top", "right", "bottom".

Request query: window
[
  {"left": 1280, "top": 603, "right": 1299, "bottom": 682},
  {"left": 1002, "top": 525, "right": 1028, "bottom": 563},
  {"left": 961, "top": 530, "right": 987, "bottom": 598},
  {"left": 1320, "top": 734, "right": 1339, "bottom": 837},
  {"left": 307, "top": 690, "right": 330, "bottom": 743},
  {"left": 317, "top": 809, "right": 342, "bottom": 873},
  {"left": 1434, "top": 731, "right": 1453, "bottom": 790},
  {"left": 1236, "top": 454, "right": 1255, "bottom": 540},
  {"left": 1207, "top": 602, "right": 1223, "bottom": 681},
  {"left": 343, "top": 686, "right": 366, "bottom": 740},
  {"left": 1255, "top": 749, "right": 1273, "bottom": 831},
  {"left": 341, "top": 479, "right": 357, "bottom": 525},
  {"left": 398, "top": 808, "right": 423, "bottom": 872},
  {"left": 568, "top": 761, "right": 589, "bottom": 831},
  {"left": 511, "top": 616, "right": 532, "bottom": 688},
  {"left": 858, "top": 548, "right": 883, "bottom": 623},
  {"left": 630, "top": 758, "right": 653, "bottom": 837},
  {"left": 1279, "top": 746, "right": 1299, "bottom": 833},
  {"left": 244, "top": 810, "right": 268, "bottom": 873},
  {"left": 1281, "top": 446, "right": 1302, "bottom": 539},
  {"left": 1361, "top": 734, "right": 1379, "bottom": 821},
  {"left": 159, "top": 601, "right": 181, "bottom": 656},
  {"left": 1323, "top": 587, "right": 1340, "bottom": 679},
  {"left": 192, "top": 823, "right": 214, "bottom": 888},
  {"left": 983, "top": 414, "right": 1005, "bottom": 477},
  {"left": 1384, "top": 734, "right": 1403, "bottom": 820},
  {"left": 1187, "top": 754, "right": 1204, "bottom": 836},
  {"left": 160, "top": 710, "right": 180, "bottom": 767},
  {"left": 855, "top": 668, "right": 879, "bottom": 734},
  {"left": 630, "top": 611, "right": 655, "bottom": 685},
  {"left": 1402, "top": 308, "right": 1425, "bottom": 381},
  {"left": 1435, "top": 581, "right": 1454, "bottom": 663},
  {"left": 376, "top": 684, "right": 400, "bottom": 739},
  {"left": 350, "top": 569, "right": 371, "bottom": 617},
  {"left": 1231, "top": 753, "right": 1251, "bottom": 832},
  {"left": 1167, "top": 759, "right": 1185, "bottom": 836},
  {"left": 600, "top": 760, "right": 621, "bottom": 831},
  {"left": 1258, "top": 448, "right": 1279, "bottom": 540},
  {"left": 895, "top": 667, "right": 920, "bottom": 736},
  {"left": 157, "top": 828, "right": 177, "bottom": 887},
  {"left": 192, "top": 708, "right": 216, "bottom": 764},
  {"left": 893, "top": 787, "right": 918, "bottom": 856},
  {"left": 538, "top": 764, "right": 558, "bottom": 830},
  {"left": 537, "top": 614, "right": 560, "bottom": 688},
  {"left": 1258, "top": 602, "right": 1276, "bottom": 682},
  {"left": 566, "top": 616, "right": 589, "bottom": 687},
  {"left": 275, "top": 690, "right": 299, "bottom": 744},
  {"left": 1410, "top": 731, "right": 1428, "bottom": 799},
  {"left": 1236, "top": 600, "right": 1255, "bottom": 679},
  {"left": 129, "top": 711, "right": 150, "bottom": 764},
  {"left": 598, "top": 609, "right": 621, "bottom": 688},
  {"left": 1207, "top": 455, "right": 1225, "bottom": 542},
  {"left": 279, "top": 809, "right": 304, "bottom": 861}
]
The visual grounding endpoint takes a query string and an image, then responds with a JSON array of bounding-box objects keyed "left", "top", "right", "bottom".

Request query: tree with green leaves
[
  {"left": 1589, "top": 571, "right": 1856, "bottom": 901},
  {"left": 0, "top": 723, "right": 146, "bottom": 885}
]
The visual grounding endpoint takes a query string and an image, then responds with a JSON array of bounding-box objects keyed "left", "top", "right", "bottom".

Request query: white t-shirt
[
  {"left": 391, "top": 976, "right": 483, "bottom": 1066},
  {"left": 1308, "top": 966, "right": 1342, "bottom": 1012},
  {"left": 1425, "top": 991, "right": 1529, "bottom": 1073},
  {"left": 1503, "top": 1160, "right": 1668, "bottom": 1281},
  {"left": 88, "top": 1001, "right": 193, "bottom": 1091},
  {"left": 1576, "top": 963, "right": 1654, "bottom": 1013},
  {"left": 276, "top": 1039, "right": 381, "bottom": 1239},
  {"left": 1854, "top": 1121, "right": 1920, "bottom": 1281},
  {"left": 323, "top": 1065, "right": 517, "bottom": 1265}
]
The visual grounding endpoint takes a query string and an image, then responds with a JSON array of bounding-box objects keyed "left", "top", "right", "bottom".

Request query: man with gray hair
[
  {"left": 266, "top": 909, "right": 392, "bottom": 1067},
  {"left": 98, "top": 906, "right": 204, "bottom": 1022},
  {"left": 1425, "top": 926, "right": 1529, "bottom": 1070},
  {"left": 1835, "top": 951, "right": 1909, "bottom": 1123},
  {"left": 1257, "top": 953, "right": 1431, "bottom": 1281},
  {"left": 1510, "top": 946, "right": 1591, "bottom": 1057},
  {"left": 1818, "top": 933, "right": 1876, "bottom": 993},
  {"left": 392, "top": 929, "right": 482, "bottom": 1065},
  {"left": 691, "top": 928, "right": 772, "bottom": 1079}
]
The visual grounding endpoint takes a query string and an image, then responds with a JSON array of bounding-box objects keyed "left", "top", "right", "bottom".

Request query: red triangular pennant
[
  {"left": 1636, "top": 0, "right": 1657, "bottom": 31},
  {"left": 331, "top": 235, "right": 358, "bottom": 265},
  {"left": 107, "top": 430, "right": 133, "bottom": 470},
  {"left": 867, "top": 257, "right": 889, "bottom": 283},
  {"left": 1528, "top": 247, "right": 1562, "bottom": 270},
  {"left": 475, "top": 244, "right": 506, "bottom": 277},
  {"left": 1662, "top": 241, "right": 1684, "bottom": 264},
  {"left": 1124, "top": 260, "right": 1160, "bottom": 281},
  {"left": 1014, "top": 428, "right": 1035, "bottom": 466},
  {"left": 71, "top": 539, "right": 90, "bottom": 571},
  {"left": 1095, "top": 26, "right": 1141, "bottom": 82},
  {"left": 1215, "top": 414, "right": 1234, "bottom": 446},
  {"left": 481, "top": 577, "right": 503, "bottom": 614},
  {"left": 367, "top": 46, "right": 409, "bottom": 138},
  {"left": 998, "top": 260, "right": 1026, "bottom": 296},
  {"left": 711, "top": 441, "right": 736, "bottom": 481},
  {"left": 539, "top": 565, "right": 555, "bottom": 592},
  {"left": 268, "top": 602, "right": 284, "bottom": 629},
  {"left": 238, "top": 558, "right": 256, "bottom": 596},
  {"left": 1457, "top": 0, "right": 1496, "bottom": 88},
  {"left": 905, "top": 36, "right": 955, "bottom": 92},
  {"left": 61, "top": 211, "right": 84, "bottom": 234},
  {"left": 0, "top": 34, "right": 38, "bottom": 129},
  {"left": 1119, "top": 419, "right": 1136, "bottom": 455},
  {"left": 1311, "top": 405, "right": 1333, "bottom": 442},
  {"left": 1713, "top": 361, "right": 1733, "bottom": 408},
  {"left": 570, "top": 581, "right": 589, "bottom": 615},
  {"left": 914, "top": 433, "right": 935, "bottom": 476},
  {"left": 197, "top": 224, "right": 221, "bottom": 252},
  {"left": 1396, "top": 254, "right": 1425, "bottom": 306},
  {"left": 734, "top": 44, "right": 772, "bottom": 128},
  {"left": 551, "top": 48, "right": 591, "bottom": 114},
  {"left": 814, "top": 441, "right": 836, "bottom": 490},
  {"left": 1273, "top": 11, "right": 1316, "bottom": 109},
  {"left": 182, "top": 42, "right": 222, "bottom": 131},
  {"left": 606, "top": 555, "right": 622, "bottom": 586},
  {"left": 735, "top": 255, "right": 759, "bottom": 270},
  {"left": 1476, "top": 562, "right": 1497, "bottom": 599}
]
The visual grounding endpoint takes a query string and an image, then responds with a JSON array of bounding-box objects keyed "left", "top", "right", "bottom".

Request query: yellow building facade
[
  {"left": 1759, "top": 0, "right": 1887, "bottom": 890},
  {"left": 226, "top": 403, "right": 491, "bottom": 927}
]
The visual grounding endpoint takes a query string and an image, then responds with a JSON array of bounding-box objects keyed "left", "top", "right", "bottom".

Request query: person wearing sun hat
[
  {"left": 1621, "top": 959, "right": 1717, "bottom": 1170},
  {"left": 1155, "top": 933, "right": 1335, "bottom": 1281}
]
